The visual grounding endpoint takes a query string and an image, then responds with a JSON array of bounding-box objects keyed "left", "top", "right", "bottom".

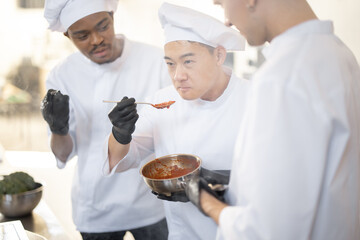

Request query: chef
[
  {"left": 198, "top": 0, "right": 360, "bottom": 239},
  {"left": 40, "top": 0, "right": 170, "bottom": 239},
  {"left": 103, "top": 2, "right": 249, "bottom": 239}
]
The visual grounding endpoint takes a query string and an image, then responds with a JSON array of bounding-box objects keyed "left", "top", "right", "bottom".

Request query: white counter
[{"left": 0, "top": 151, "right": 81, "bottom": 240}]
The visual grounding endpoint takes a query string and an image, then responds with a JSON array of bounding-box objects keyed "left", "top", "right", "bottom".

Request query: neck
[
  {"left": 265, "top": 0, "right": 318, "bottom": 42},
  {"left": 202, "top": 68, "right": 230, "bottom": 101},
  {"left": 111, "top": 37, "right": 124, "bottom": 62}
]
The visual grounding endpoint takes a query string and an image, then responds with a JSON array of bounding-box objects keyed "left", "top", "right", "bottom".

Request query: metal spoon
[{"left": 103, "top": 100, "right": 175, "bottom": 109}]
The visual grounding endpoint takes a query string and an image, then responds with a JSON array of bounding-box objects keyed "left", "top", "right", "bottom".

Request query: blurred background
[
  {"left": 0, "top": 0, "right": 359, "bottom": 239},
  {"left": 0, "top": 0, "right": 359, "bottom": 152}
]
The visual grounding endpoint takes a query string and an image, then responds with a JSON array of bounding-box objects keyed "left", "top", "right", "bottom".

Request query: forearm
[
  {"left": 50, "top": 133, "right": 73, "bottom": 163},
  {"left": 200, "top": 190, "right": 228, "bottom": 224},
  {"left": 108, "top": 133, "right": 130, "bottom": 172}
]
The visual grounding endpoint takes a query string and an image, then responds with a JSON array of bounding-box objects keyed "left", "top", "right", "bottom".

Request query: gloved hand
[
  {"left": 184, "top": 168, "right": 230, "bottom": 214},
  {"left": 40, "top": 89, "right": 69, "bottom": 135},
  {"left": 151, "top": 168, "right": 230, "bottom": 203},
  {"left": 151, "top": 191, "right": 189, "bottom": 202},
  {"left": 185, "top": 176, "right": 226, "bottom": 215},
  {"left": 108, "top": 96, "right": 139, "bottom": 144},
  {"left": 200, "top": 168, "right": 230, "bottom": 185}
]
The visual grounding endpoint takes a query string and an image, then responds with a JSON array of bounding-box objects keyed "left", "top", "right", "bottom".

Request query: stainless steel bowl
[
  {"left": 140, "top": 154, "right": 201, "bottom": 196},
  {"left": 0, "top": 182, "right": 43, "bottom": 217}
]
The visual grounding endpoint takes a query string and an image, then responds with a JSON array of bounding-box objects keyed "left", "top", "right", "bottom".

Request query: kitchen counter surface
[{"left": 0, "top": 200, "right": 70, "bottom": 240}]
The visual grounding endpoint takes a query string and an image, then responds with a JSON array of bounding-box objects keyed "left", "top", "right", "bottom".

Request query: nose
[
  {"left": 173, "top": 65, "right": 187, "bottom": 82},
  {"left": 90, "top": 31, "right": 104, "bottom": 45}
]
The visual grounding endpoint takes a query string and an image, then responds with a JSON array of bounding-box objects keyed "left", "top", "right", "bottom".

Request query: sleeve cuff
[
  {"left": 102, "top": 136, "right": 140, "bottom": 177},
  {"left": 217, "top": 206, "right": 241, "bottom": 239}
]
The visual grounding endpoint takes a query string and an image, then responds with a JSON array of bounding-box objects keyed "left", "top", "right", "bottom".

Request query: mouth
[
  {"left": 91, "top": 46, "right": 109, "bottom": 58},
  {"left": 177, "top": 86, "right": 191, "bottom": 92}
]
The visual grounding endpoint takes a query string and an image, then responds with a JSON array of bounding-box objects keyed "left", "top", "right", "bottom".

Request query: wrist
[
  {"left": 112, "top": 127, "right": 132, "bottom": 145},
  {"left": 200, "top": 190, "right": 227, "bottom": 224},
  {"left": 50, "top": 125, "right": 69, "bottom": 135}
]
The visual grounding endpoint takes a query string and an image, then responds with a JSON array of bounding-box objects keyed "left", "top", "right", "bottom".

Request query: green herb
[{"left": 0, "top": 172, "right": 36, "bottom": 194}]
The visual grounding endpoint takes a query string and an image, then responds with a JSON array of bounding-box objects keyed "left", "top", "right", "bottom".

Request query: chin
[
  {"left": 248, "top": 40, "right": 266, "bottom": 47},
  {"left": 178, "top": 93, "right": 195, "bottom": 101},
  {"left": 88, "top": 52, "right": 114, "bottom": 64},
  {"left": 92, "top": 57, "right": 112, "bottom": 64},
  {"left": 246, "top": 34, "right": 267, "bottom": 47}
]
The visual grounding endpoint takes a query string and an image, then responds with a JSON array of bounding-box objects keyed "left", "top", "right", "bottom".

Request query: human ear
[
  {"left": 108, "top": 11, "right": 114, "bottom": 19},
  {"left": 63, "top": 31, "right": 70, "bottom": 39},
  {"left": 215, "top": 46, "right": 227, "bottom": 66}
]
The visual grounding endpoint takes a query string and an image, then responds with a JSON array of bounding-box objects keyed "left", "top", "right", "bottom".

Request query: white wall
[
  {"left": 0, "top": 2, "right": 45, "bottom": 77},
  {"left": 308, "top": 0, "right": 360, "bottom": 63},
  {"left": 0, "top": 0, "right": 359, "bottom": 83},
  {"left": 0, "top": 2, "right": 75, "bottom": 87}
]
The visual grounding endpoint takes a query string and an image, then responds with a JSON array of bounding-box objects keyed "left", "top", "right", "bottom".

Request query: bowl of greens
[{"left": 0, "top": 171, "right": 43, "bottom": 217}]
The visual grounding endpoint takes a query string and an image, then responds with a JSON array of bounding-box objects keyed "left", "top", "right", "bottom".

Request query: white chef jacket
[
  {"left": 46, "top": 35, "right": 171, "bottom": 232},
  {"left": 104, "top": 68, "right": 250, "bottom": 239},
  {"left": 217, "top": 20, "right": 360, "bottom": 240}
]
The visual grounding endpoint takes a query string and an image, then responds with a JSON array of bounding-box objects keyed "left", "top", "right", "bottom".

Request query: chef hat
[
  {"left": 158, "top": 2, "right": 245, "bottom": 51},
  {"left": 44, "top": 0, "right": 119, "bottom": 32}
]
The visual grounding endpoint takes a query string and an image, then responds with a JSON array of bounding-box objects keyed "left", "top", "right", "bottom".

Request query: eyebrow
[
  {"left": 164, "top": 53, "right": 195, "bottom": 60},
  {"left": 71, "top": 17, "right": 109, "bottom": 36}
]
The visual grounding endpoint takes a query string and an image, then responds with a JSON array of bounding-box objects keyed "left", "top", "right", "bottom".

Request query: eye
[
  {"left": 76, "top": 34, "right": 88, "bottom": 41},
  {"left": 99, "top": 24, "right": 109, "bottom": 32},
  {"left": 184, "top": 60, "right": 194, "bottom": 65},
  {"left": 166, "top": 62, "right": 175, "bottom": 67}
]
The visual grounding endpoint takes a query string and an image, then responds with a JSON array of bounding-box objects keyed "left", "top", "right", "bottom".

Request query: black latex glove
[
  {"left": 40, "top": 89, "right": 69, "bottom": 135},
  {"left": 200, "top": 168, "right": 230, "bottom": 185},
  {"left": 151, "top": 190, "right": 189, "bottom": 202},
  {"left": 185, "top": 176, "right": 226, "bottom": 215},
  {"left": 108, "top": 97, "right": 139, "bottom": 144},
  {"left": 151, "top": 168, "right": 230, "bottom": 203}
]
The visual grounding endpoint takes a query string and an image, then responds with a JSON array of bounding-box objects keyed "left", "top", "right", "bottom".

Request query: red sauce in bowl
[
  {"left": 142, "top": 157, "right": 200, "bottom": 179},
  {"left": 152, "top": 165, "right": 194, "bottom": 179}
]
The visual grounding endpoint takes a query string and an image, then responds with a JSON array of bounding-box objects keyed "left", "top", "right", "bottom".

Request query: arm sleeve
[
  {"left": 46, "top": 69, "right": 77, "bottom": 168},
  {"left": 217, "top": 74, "right": 336, "bottom": 240},
  {"left": 102, "top": 105, "right": 156, "bottom": 176}
]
